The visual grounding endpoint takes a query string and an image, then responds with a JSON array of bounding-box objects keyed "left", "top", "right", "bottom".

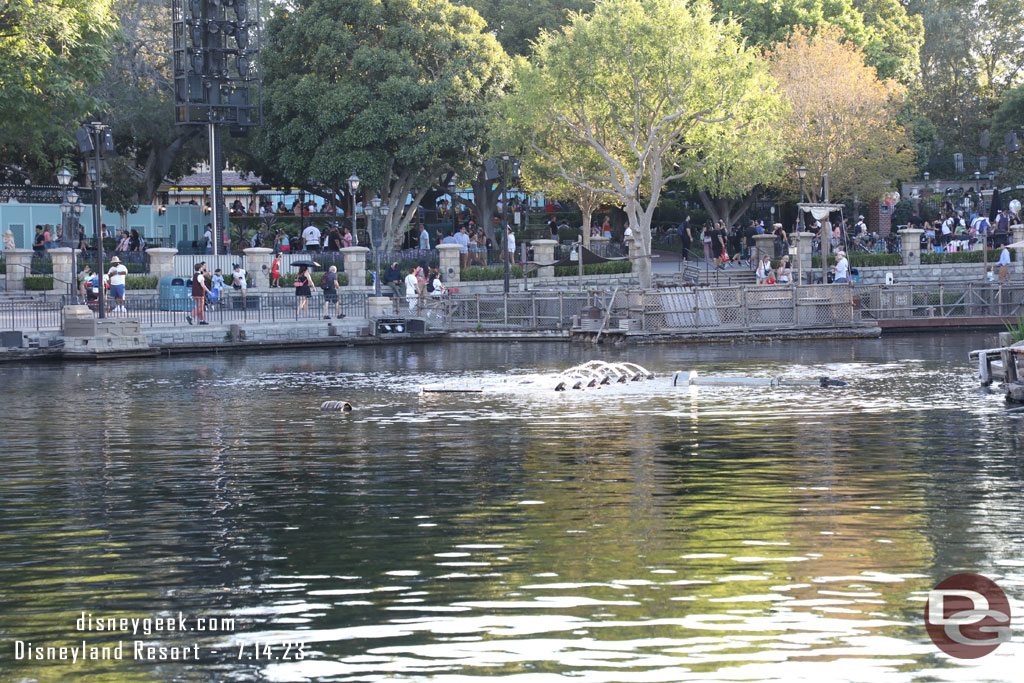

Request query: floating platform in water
[
  {"left": 970, "top": 343, "right": 1024, "bottom": 403},
  {"left": 421, "top": 361, "right": 655, "bottom": 394},
  {"left": 671, "top": 370, "right": 846, "bottom": 389}
]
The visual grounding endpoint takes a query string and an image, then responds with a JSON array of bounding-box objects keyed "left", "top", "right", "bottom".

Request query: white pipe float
[
  {"left": 671, "top": 370, "right": 846, "bottom": 388},
  {"left": 320, "top": 400, "right": 353, "bottom": 412}
]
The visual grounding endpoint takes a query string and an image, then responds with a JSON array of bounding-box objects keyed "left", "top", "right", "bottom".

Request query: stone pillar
[
  {"left": 589, "top": 236, "right": 610, "bottom": 255},
  {"left": 531, "top": 239, "right": 558, "bottom": 279},
  {"left": 437, "top": 244, "right": 462, "bottom": 283},
  {"left": 1013, "top": 225, "right": 1024, "bottom": 276},
  {"left": 753, "top": 234, "right": 776, "bottom": 263},
  {"left": 791, "top": 232, "right": 814, "bottom": 285},
  {"left": 4, "top": 249, "right": 33, "bottom": 292},
  {"left": 898, "top": 228, "right": 924, "bottom": 266},
  {"left": 366, "top": 296, "right": 392, "bottom": 319},
  {"left": 50, "top": 247, "right": 75, "bottom": 295},
  {"left": 341, "top": 246, "right": 369, "bottom": 289},
  {"left": 146, "top": 247, "right": 178, "bottom": 282},
  {"left": 243, "top": 247, "right": 273, "bottom": 288}
]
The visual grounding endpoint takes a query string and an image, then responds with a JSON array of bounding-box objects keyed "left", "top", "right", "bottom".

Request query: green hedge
[
  {"left": 126, "top": 275, "right": 158, "bottom": 289},
  {"left": 921, "top": 249, "right": 1013, "bottom": 264},
  {"left": 554, "top": 261, "right": 632, "bottom": 277},
  {"left": 812, "top": 253, "right": 902, "bottom": 268},
  {"left": 462, "top": 265, "right": 526, "bottom": 281},
  {"left": 25, "top": 276, "right": 53, "bottom": 290}
]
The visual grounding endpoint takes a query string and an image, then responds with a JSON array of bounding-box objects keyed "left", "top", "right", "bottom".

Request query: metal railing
[
  {"left": 0, "top": 300, "right": 64, "bottom": 331},
  {"left": 854, "top": 282, "right": 1024, "bottom": 320}
]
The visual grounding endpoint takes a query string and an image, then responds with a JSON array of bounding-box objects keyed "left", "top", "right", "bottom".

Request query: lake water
[{"left": 1, "top": 334, "right": 1022, "bottom": 682}]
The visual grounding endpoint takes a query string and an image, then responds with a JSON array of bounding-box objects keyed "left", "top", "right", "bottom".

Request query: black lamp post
[
  {"left": 366, "top": 196, "right": 388, "bottom": 297},
  {"left": 501, "top": 156, "right": 510, "bottom": 294},
  {"left": 348, "top": 173, "right": 360, "bottom": 244},
  {"left": 796, "top": 164, "right": 808, "bottom": 203},
  {"left": 448, "top": 177, "right": 457, "bottom": 237}
]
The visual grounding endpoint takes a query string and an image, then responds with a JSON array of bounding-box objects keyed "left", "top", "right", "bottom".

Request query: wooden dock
[{"left": 969, "top": 344, "right": 1024, "bottom": 402}]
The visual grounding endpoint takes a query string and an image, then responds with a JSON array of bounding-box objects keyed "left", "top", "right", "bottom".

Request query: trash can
[{"left": 159, "top": 276, "right": 192, "bottom": 311}]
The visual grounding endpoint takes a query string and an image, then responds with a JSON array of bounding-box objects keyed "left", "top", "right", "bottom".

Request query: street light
[
  {"left": 796, "top": 165, "right": 808, "bottom": 203},
  {"left": 366, "top": 196, "right": 388, "bottom": 297},
  {"left": 57, "top": 167, "right": 80, "bottom": 303},
  {"left": 923, "top": 171, "right": 930, "bottom": 181},
  {"left": 448, "top": 176, "right": 457, "bottom": 237},
  {"left": 348, "top": 173, "right": 360, "bottom": 242}
]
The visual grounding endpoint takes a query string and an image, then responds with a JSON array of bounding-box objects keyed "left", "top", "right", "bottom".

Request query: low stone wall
[
  {"left": 144, "top": 318, "right": 367, "bottom": 348},
  {"left": 856, "top": 262, "right": 1007, "bottom": 285}
]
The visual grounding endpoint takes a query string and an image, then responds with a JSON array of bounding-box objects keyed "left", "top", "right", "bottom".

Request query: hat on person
[
  {"left": 858, "top": 215, "right": 864, "bottom": 220},
  {"left": 837, "top": 250, "right": 846, "bottom": 256},
  {"left": 110, "top": 256, "right": 121, "bottom": 264}
]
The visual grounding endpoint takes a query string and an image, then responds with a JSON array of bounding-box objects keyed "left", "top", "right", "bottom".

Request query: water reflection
[{"left": 1, "top": 333, "right": 1022, "bottom": 682}]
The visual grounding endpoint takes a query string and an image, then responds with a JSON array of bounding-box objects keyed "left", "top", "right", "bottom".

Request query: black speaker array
[{"left": 172, "top": 0, "right": 261, "bottom": 127}]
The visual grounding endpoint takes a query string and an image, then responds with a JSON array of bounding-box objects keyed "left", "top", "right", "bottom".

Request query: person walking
[
  {"left": 321, "top": 265, "right": 342, "bottom": 319},
  {"left": 186, "top": 262, "right": 210, "bottom": 325},
  {"left": 998, "top": 243, "right": 1011, "bottom": 282},
  {"left": 107, "top": 255, "right": 129, "bottom": 314},
  {"left": 270, "top": 253, "right": 282, "bottom": 287},
  {"left": 294, "top": 264, "right": 315, "bottom": 317}
]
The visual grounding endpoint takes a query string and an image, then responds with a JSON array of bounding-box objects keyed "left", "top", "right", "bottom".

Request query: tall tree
[
  {"left": 769, "top": 26, "right": 916, "bottom": 202},
  {"left": 255, "top": 0, "right": 510, "bottom": 248},
  {"left": 510, "top": 0, "right": 782, "bottom": 287},
  {"left": 92, "top": 0, "right": 206, "bottom": 204},
  {"left": 0, "top": 0, "right": 117, "bottom": 180},
  {"left": 459, "top": 0, "right": 593, "bottom": 56},
  {"left": 712, "top": 0, "right": 922, "bottom": 83}
]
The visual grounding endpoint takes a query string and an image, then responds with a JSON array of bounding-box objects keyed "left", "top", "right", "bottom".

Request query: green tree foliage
[
  {"left": 0, "top": 0, "right": 117, "bottom": 179},
  {"left": 91, "top": 0, "right": 206, "bottom": 203},
  {"left": 459, "top": 0, "right": 593, "bottom": 56},
  {"left": 712, "top": 0, "right": 922, "bottom": 83},
  {"left": 769, "top": 27, "right": 916, "bottom": 202},
  {"left": 991, "top": 85, "right": 1024, "bottom": 183},
  {"left": 510, "top": 0, "right": 781, "bottom": 287},
  {"left": 256, "top": 0, "right": 510, "bottom": 248}
]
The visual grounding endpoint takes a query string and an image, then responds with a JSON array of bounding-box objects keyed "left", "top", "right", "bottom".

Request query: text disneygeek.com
[{"left": 9, "top": 612, "right": 305, "bottom": 663}]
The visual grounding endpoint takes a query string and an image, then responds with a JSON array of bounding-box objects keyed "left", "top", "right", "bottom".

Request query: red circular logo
[{"left": 925, "top": 573, "right": 1011, "bottom": 659}]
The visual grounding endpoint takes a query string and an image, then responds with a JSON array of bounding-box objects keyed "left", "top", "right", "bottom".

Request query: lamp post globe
[
  {"left": 796, "top": 164, "right": 807, "bottom": 203},
  {"left": 348, "top": 173, "right": 360, "bottom": 241},
  {"left": 57, "top": 167, "right": 72, "bottom": 187}
]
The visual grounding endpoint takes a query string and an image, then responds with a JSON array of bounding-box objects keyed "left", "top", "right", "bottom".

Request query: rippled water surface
[{"left": 2, "top": 335, "right": 1023, "bottom": 682}]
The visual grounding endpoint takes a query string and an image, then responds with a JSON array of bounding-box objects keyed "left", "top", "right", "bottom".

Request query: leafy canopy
[
  {"left": 769, "top": 26, "right": 916, "bottom": 201},
  {"left": 256, "top": 0, "right": 509, "bottom": 195},
  {"left": 0, "top": 0, "right": 117, "bottom": 177},
  {"left": 510, "top": 0, "right": 783, "bottom": 285}
]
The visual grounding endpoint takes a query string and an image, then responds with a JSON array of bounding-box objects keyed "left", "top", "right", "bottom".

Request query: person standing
[
  {"left": 107, "top": 255, "right": 129, "bottom": 314},
  {"left": 404, "top": 266, "right": 419, "bottom": 312},
  {"left": 270, "top": 254, "right": 282, "bottom": 288},
  {"left": 701, "top": 222, "right": 712, "bottom": 262},
  {"left": 832, "top": 250, "right": 850, "bottom": 284},
  {"left": 454, "top": 225, "right": 471, "bottom": 269},
  {"left": 419, "top": 225, "right": 430, "bottom": 251},
  {"left": 505, "top": 226, "right": 516, "bottom": 264},
  {"left": 301, "top": 223, "right": 321, "bottom": 251},
  {"left": 678, "top": 215, "right": 692, "bottom": 261},
  {"left": 998, "top": 243, "right": 1011, "bottom": 282},
  {"left": 294, "top": 264, "right": 315, "bottom": 317},
  {"left": 202, "top": 224, "right": 213, "bottom": 254},
  {"left": 755, "top": 254, "right": 773, "bottom": 284},
  {"left": 211, "top": 267, "right": 227, "bottom": 306},
  {"left": 186, "top": 262, "right": 210, "bottom": 325},
  {"left": 32, "top": 225, "right": 45, "bottom": 256},
  {"left": 321, "top": 265, "right": 342, "bottom": 319}
]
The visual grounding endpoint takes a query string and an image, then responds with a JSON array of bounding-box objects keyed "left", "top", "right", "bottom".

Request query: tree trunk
[
  {"left": 464, "top": 166, "right": 502, "bottom": 244},
  {"left": 579, "top": 193, "right": 599, "bottom": 249},
  {"left": 140, "top": 129, "right": 200, "bottom": 203},
  {"left": 698, "top": 190, "right": 757, "bottom": 229}
]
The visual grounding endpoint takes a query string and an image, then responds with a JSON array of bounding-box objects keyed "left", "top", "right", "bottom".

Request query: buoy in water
[{"left": 320, "top": 401, "right": 353, "bottom": 412}]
